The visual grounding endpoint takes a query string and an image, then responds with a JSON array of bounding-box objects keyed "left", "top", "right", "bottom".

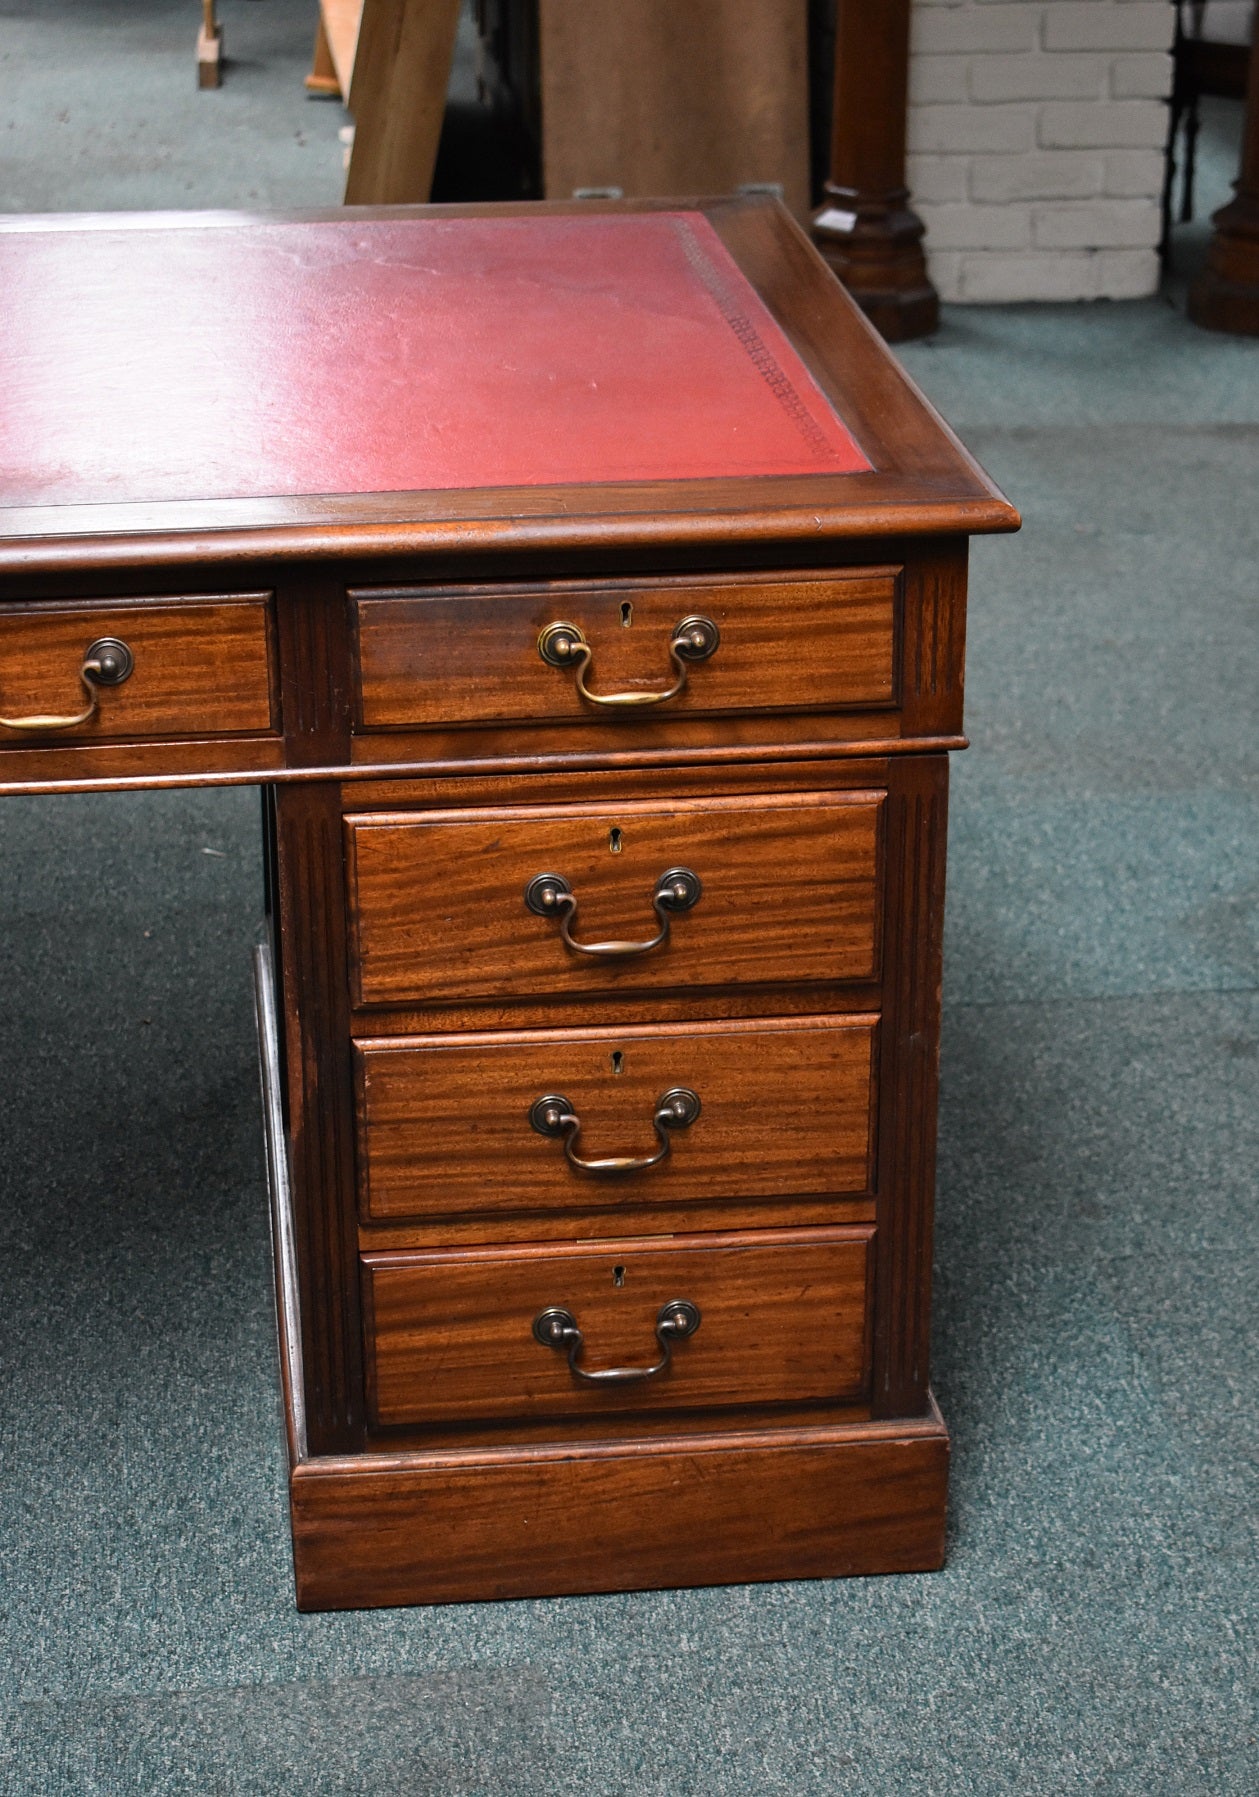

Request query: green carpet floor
[{"left": 1, "top": 7, "right": 1256, "bottom": 1792}]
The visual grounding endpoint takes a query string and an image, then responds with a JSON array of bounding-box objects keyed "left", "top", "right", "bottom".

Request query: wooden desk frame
[{"left": 0, "top": 198, "right": 1017, "bottom": 1608}]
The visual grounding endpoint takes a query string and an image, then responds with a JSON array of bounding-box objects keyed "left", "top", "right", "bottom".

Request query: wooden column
[
  {"left": 812, "top": 0, "right": 937, "bottom": 342},
  {"left": 1189, "top": 25, "right": 1259, "bottom": 335}
]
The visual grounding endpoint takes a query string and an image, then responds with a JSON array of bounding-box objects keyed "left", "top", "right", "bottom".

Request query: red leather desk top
[{"left": 0, "top": 211, "right": 868, "bottom": 509}]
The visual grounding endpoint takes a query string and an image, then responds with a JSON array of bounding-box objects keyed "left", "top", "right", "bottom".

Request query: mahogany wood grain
[
  {"left": 274, "top": 569, "right": 355, "bottom": 769},
  {"left": 0, "top": 737, "right": 288, "bottom": 794},
  {"left": 871, "top": 753, "right": 949, "bottom": 1418},
  {"left": 0, "top": 732, "right": 960, "bottom": 799},
  {"left": 0, "top": 484, "right": 1014, "bottom": 571},
  {"left": 345, "top": 789, "right": 883, "bottom": 1007},
  {"left": 0, "top": 595, "right": 275, "bottom": 742},
  {"left": 357, "top": 1195, "right": 877, "bottom": 1254},
  {"left": 352, "top": 568, "right": 898, "bottom": 729},
  {"left": 369, "top": 1398, "right": 877, "bottom": 1456},
  {"left": 344, "top": 721, "right": 960, "bottom": 776},
  {"left": 363, "top": 1226, "right": 873, "bottom": 1428},
  {"left": 354, "top": 1014, "right": 878, "bottom": 1222},
  {"left": 342, "top": 979, "right": 883, "bottom": 1043},
  {"left": 273, "top": 782, "right": 366, "bottom": 1455},
  {"left": 346, "top": 753, "right": 894, "bottom": 811},
  {"left": 288, "top": 1406, "right": 949, "bottom": 1608}
]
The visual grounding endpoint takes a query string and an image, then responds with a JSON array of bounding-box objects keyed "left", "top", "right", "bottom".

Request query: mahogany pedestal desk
[{"left": 0, "top": 200, "right": 1017, "bottom": 1610}]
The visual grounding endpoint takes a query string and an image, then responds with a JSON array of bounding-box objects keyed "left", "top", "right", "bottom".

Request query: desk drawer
[
  {"left": 346, "top": 790, "right": 883, "bottom": 1006},
  {"left": 352, "top": 569, "right": 898, "bottom": 729},
  {"left": 0, "top": 595, "right": 276, "bottom": 743},
  {"left": 363, "top": 1228, "right": 874, "bottom": 1428},
  {"left": 355, "top": 1014, "right": 877, "bottom": 1222}
]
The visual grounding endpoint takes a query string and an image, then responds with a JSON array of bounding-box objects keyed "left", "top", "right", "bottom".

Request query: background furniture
[
  {"left": 306, "top": 0, "right": 364, "bottom": 96},
  {"left": 197, "top": 0, "right": 222, "bottom": 88},
  {"left": 0, "top": 197, "right": 1015, "bottom": 1608},
  {"left": 342, "top": 0, "right": 463, "bottom": 204},
  {"left": 534, "top": 0, "right": 810, "bottom": 221},
  {"left": 337, "top": 0, "right": 810, "bottom": 216},
  {"left": 811, "top": 0, "right": 937, "bottom": 342},
  {"left": 1190, "top": 7, "right": 1259, "bottom": 330},
  {"left": 1163, "top": 0, "right": 1253, "bottom": 251},
  {"left": 305, "top": 0, "right": 463, "bottom": 204}
]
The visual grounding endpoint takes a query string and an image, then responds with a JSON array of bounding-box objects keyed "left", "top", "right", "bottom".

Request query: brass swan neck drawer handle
[
  {"left": 537, "top": 614, "right": 719, "bottom": 708},
  {"left": 0, "top": 637, "right": 133, "bottom": 733},
  {"left": 532, "top": 1299, "right": 701, "bottom": 1385},
  {"left": 524, "top": 866, "right": 702, "bottom": 957},
  {"left": 528, "top": 1086, "right": 700, "bottom": 1175}
]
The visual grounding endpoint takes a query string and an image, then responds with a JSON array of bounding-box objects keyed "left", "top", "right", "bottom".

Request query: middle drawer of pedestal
[
  {"left": 354, "top": 1014, "right": 877, "bottom": 1222},
  {"left": 344, "top": 790, "right": 883, "bottom": 1007},
  {"left": 361, "top": 1227, "right": 874, "bottom": 1428}
]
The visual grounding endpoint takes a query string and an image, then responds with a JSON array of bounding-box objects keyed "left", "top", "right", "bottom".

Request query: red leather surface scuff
[{"left": 0, "top": 211, "right": 869, "bottom": 507}]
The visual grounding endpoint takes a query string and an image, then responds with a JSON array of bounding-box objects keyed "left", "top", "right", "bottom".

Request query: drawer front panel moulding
[
  {"left": 354, "top": 1015, "right": 880, "bottom": 1222},
  {"left": 344, "top": 790, "right": 884, "bottom": 1007},
  {"left": 362, "top": 1227, "right": 875, "bottom": 1429},
  {"left": 352, "top": 569, "right": 899, "bottom": 728}
]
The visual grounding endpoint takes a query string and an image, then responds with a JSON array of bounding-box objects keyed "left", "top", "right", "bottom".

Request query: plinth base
[
  {"left": 1189, "top": 192, "right": 1259, "bottom": 337},
  {"left": 812, "top": 200, "right": 940, "bottom": 344},
  {"left": 290, "top": 1410, "right": 950, "bottom": 1611}
]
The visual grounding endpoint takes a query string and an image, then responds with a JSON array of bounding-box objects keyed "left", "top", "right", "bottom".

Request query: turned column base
[
  {"left": 1188, "top": 191, "right": 1259, "bottom": 335},
  {"left": 813, "top": 189, "right": 939, "bottom": 343}
]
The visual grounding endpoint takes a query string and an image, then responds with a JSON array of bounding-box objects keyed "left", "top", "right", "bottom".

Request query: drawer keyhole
[
  {"left": 610, "top": 1051, "right": 624, "bottom": 1075},
  {"left": 620, "top": 601, "right": 633, "bottom": 627},
  {"left": 613, "top": 1265, "right": 625, "bottom": 1287},
  {"left": 609, "top": 827, "right": 623, "bottom": 854}
]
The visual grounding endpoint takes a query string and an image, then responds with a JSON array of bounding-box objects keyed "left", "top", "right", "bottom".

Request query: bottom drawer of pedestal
[{"left": 362, "top": 1227, "right": 873, "bottom": 1429}]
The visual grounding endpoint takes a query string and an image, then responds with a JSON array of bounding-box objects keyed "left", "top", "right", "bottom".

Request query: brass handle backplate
[
  {"left": 532, "top": 1299, "right": 701, "bottom": 1384},
  {"left": 0, "top": 637, "right": 134, "bottom": 733},
  {"left": 537, "top": 615, "right": 719, "bottom": 708},
  {"left": 528, "top": 1086, "right": 700, "bottom": 1175},
  {"left": 524, "top": 866, "right": 702, "bottom": 957}
]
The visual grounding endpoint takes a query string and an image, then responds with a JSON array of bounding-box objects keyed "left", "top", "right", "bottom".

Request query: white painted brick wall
[{"left": 907, "top": 0, "right": 1176, "bottom": 303}]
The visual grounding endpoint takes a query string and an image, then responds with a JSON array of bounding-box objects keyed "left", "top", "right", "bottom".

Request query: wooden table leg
[
  {"left": 1189, "top": 26, "right": 1259, "bottom": 335},
  {"left": 306, "top": 13, "right": 343, "bottom": 96},
  {"left": 197, "top": 0, "right": 223, "bottom": 89},
  {"left": 811, "top": 0, "right": 937, "bottom": 343}
]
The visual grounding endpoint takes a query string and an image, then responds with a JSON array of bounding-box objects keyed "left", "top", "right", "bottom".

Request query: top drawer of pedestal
[{"left": 351, "top": 569, "right": 899, "bottom": 731}]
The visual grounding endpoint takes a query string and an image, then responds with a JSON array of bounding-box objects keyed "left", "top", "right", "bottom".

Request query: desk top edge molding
[{"left": 0, "top": 197, "right": 1018, "bottom": 582}]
